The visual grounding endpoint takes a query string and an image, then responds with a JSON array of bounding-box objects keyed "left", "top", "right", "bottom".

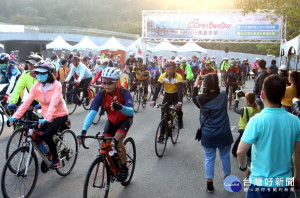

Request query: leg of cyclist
[
  {"left": 143, "top": 79, "right": 149, "bottom": 104},
  {"left": 41, "top": 115, "right": 68, "bottom": 168},
  {"left": 79, "top": 77, "right": 92, "bottom": 105}
]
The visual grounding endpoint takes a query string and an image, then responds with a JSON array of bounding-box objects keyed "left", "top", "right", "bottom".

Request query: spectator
[
  {"left": 252, "top": 57, "right": 259, "bottom": 76},
  {"left": 281, "top": 71, "right": 300, "bottom": 113},
  {"left": 269, "top": 59, "right": 278, "bottom": 75},
  {"left": 253, "top": 59, "right": 268, "bottom": 110},
  {"left": 279, "top": 64, "right": 290, "bottom": 86},
  {"left": 192, "top": 74, "right": 233, "bottom": 193},
  {"left": 237, "top": 75, "right": 300, "bottom": 197}
]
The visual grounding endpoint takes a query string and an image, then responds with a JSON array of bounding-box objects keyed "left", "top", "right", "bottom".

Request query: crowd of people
[{"left": 0, "top": 49, "right": 299, "bottom": 197}]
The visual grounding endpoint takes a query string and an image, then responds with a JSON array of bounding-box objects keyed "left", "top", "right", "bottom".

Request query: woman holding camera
[{"left": 192, "top": 74, "right": 233, "bottom": 193}]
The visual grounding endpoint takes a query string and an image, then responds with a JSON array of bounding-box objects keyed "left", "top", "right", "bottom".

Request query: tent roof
[
  {"left": 280, "top": 35, "right": 300, "bottom": 57},
  {"left": 72, "top": 36, "right": 100, "bottom": 51},
  {"left": 178, "top": 40, "right": 207, "bottom": 53},
  {"left": 46, "top": 36, "right": 72, "bottom": 50},
  {"left": 0, "top": 44, "right": 3, "bottom": 49},
  {"left": 100, "top": 37, "right": 127, "bottom": 51},
  {"left": 127, "top": 37, "right": 142, "bottom": 51},
  {"left": 151, "top": 39, "right": 178, "bottom": 52}
]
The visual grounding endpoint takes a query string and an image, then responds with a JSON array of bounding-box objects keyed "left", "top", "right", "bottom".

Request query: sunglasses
[
  {"left": 103, "top": 81, "right": 115, "bottom": 85},
  {"left": 35, "top": 71, "right": 48, "bottom": 75}
]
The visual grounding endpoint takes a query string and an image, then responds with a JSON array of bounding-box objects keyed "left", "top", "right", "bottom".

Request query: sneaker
[
  {"left": 50, "top": 158, "right": 61, "bottom": 169},
  {"left": 85, "top": 97, "right": 90, "bottom": 106},
  {"left": 207, "top": 181, "right": 214, "bottom": 193},
  {"left": 157, "top": 135, "right": 165, "bottom": 144},
  {"left": 117, "top": 166, "right": 128, "bottom": 182}
]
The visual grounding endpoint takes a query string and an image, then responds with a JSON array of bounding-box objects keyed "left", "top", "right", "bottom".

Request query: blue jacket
[{"left": 195, "top": 91, "right": 233, "bottom": 148}]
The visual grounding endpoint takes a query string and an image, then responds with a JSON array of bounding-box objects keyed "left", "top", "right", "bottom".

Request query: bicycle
[
  {"left": 0, "top": 98, "right": 15, "bottom": 136},
  {"left": 182, "top": 80, "right": 192, "bottom": 101},
  {"left": 221, "top": 71, "right": 227, "bottom": 87},
  {"left": 228, "top": 82, "right": 240, "bottom": 110},
  {"left": 132, "top": 81, "right": 147, "bottom": 113},
  {"left": 154, "top": 103, "right": 180, "bottom": 158},
  {"left": 1, "top": 119, "right": 78, "bottom": 198},
  {"left": 78, "top": 132, "right": 136, "bottom": 198},
  {"left": 63, "top": 81, "right": 95, "bottom": 115}
]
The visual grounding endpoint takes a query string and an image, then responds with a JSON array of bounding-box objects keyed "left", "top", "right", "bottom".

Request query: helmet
[
  {"left": 236, "top": 58, "right": 240, "bottom": 61},
  {"left": 224, "top": 57, "right": 229, "bottom": 60},
  {"left": 101, "top": 58, "right": 109, "bottom": 65},
  {"left": 231, "top": 57, "right": 234, "bottom": 60},
  {"left": 26, "top": 54, "right": 42, "bottom": 65},
  {"left": 192, "top": 55, "right": 197, "bottom": 58},
  {"left": 211, "top": 56, "right": 215, "bottom": 59},
  {"left": 175, "top": 58, "right": 181, "bottom": 65},
  {"left": 230, "top": 62, "right": 235, "bottom": 67},
  {"left": 129, "top": 52, "right": 135, "bottom": 56},
  {"left": 165, "top": 60, "right": 176, "bottom": 68},
  {"left": 205, "top": 60, "right": 211, "bottom": 64},
  {"left": 34, "top": 61, "right": 56, "bottom": 74},
  {"left": 150, "top": 58, "right": 156, "bottom": 64},
  {"left": 72, "top": 56, "right": 79, "bottom": 61},
  {"left": 181, "top": 57, "right": 187, "bottom": 63},
  {"left": 256, "top": 57, "right": 260, "bottom": 61},
  {"left": 102, "top": 67, "right": 120, "bottom": 80},
  {"left": 136, "top": 56, "right": 143, "bottom": 63},
  {"left": 0, "top": 53, "right": 10, "bottom": 64},
  {"left": 243, "top": 59, "right": 247, "bottom": 62}
]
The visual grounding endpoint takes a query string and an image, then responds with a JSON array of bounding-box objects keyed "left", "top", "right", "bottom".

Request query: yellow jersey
[{"left": 158, "top": 72, "right": 183, "bottom": 93}]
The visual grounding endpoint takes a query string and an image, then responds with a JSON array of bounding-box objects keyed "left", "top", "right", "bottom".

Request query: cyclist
[
  {"left": 252, "top": 57, "right": 259, "bottom": 76},
  {"left": 220, "top": 57, "right": 230, "bottom": 85},
  {"left": 226, "top": 62, "right": 241, "bottom": 97},
  {"left": 175, "top": 59, "right": 185, "bottom": 77},
  {"left": 241, "top": 59, "right": 250, "bottom": 81},
  {"left": 9, "top": 61, "right": 69, "bottom": 169},
  {"left": 211, "top": 59, "right": 218, "bottom": 71},
  {"left": 180, "top": 58, "right": 194, "bottom": 95},
  {"left": 199, "top": 60, "right": 217, "bottom": 87},
  {"left": 0, "top": 53, "right": 21, "bottom": 102},
  {"left": 124, "top": 52, "right": 136, "bottom": 73},
  {"left": 148, "top": 58, "right": 161, "bottom": 85},
  {"left": 8, "top": 54, "right": 42, "bottom": 110},
  {"left": 65, "top": 56, "right": 93, "bottom": 106},
  {"left": 189, "top": 55, "right": 200, "bottom": 78},
  {"left": 79, "top": 67, "right": 133, "bottom": 182},
  {"left": 130, "top": 57, "right": 149, "bottom": 104},
  {"left": 150, "top": 60, "right": 183, "bottom": 132}
]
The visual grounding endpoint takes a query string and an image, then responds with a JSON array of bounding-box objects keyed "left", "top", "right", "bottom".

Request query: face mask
[
  {"left": 36, "top": 73, "right": 48, "bottom": 83},
  {"left": 0, "top": 64, "right": 7, "bottom": 72}
]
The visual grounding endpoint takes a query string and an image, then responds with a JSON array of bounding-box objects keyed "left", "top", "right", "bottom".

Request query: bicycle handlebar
[
  {"left": 13, "top": 119, "right": 39, "bottom": 127},
  {"left": 77, "top": 132, "right": 119, "bottom": 151},
  {"left": 155, "top": 103, "right": 175, "bottom": 109}
]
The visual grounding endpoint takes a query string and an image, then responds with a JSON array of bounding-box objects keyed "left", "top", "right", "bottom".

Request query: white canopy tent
[
  {"left": 72, "top": 36, "right": 100, "bottom": 51},
  {"left": 0, "top": 44, "right": 4, "bottom": 49},
  {"left": 178, "top": 40, "right": 207, "bottom": 53},
  {"left": 99, "top": 37, "right": 127, "bottom": 51},
  {"left": 151, "top": 39, "right": 178, "bottom": 52},
  {"left": 280, "top": 35, "right": 300, "bottom": 70},
  {"left": 46, "top": 36, "right": 72, "bottom": 50},
  {"left": 127, "top": 37, "right": 154, "bottom": 52}
]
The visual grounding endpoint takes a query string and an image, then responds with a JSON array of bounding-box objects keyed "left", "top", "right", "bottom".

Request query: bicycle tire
[
  {"left": 83, "top": 157, "right": 110, "bottom": 198},
  {"left": 63, "top": 90, "right": 78, "bottom": 115},
  {"left": 83, "top": 88, "right": 95, "bottom": 110},
  {"left": 121, "top": 137, "right": 136, "bottom": 186},
  {"left": 228, "top": 87, "right": 233, "bottom": 110},
  {"left": 170, "top": 116, "right": 180, "bottom": 144},
  {"left": 132, "top": 90, "right": 140, "bottom": 113},
  {"left": 5, "top": 127, "right": 25, "bottom": 159},
  {"left": 155, "top": 119, "right": 167, "bottom": 158},
  {"left": 1, "top": 146, "right": 39, "bottom": 198},
  {"left": 146, "top": 85, "right": 152, "bottom": 101},
  {"left": 0, "top": 109, "right": 4, "bottom": 136},
  {"left": 141, "top": 89, "right": 146, "bottom": 108},
  {"left": 55, "top": 129, "right": 78, "bottom": 176}
]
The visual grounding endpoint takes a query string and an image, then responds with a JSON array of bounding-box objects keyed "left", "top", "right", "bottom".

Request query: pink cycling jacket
[{"left": 13, "top": 80, "right": 68, "bottom": 122}]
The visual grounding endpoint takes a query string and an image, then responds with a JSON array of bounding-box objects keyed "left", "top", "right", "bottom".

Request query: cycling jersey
[
  {"left": 10, "top": 71, "right": 37, "bottom": 105},
  {"left": 189, "top": 60, "right": 200, "bottom": 68},
  {"left": 200, "top": 68, "right": 217, "bottom": 75},
  {"left": 221, "top": 62, "right": 230, "bottom": 70},
  {"left": 65, "top": 62, "right": 92, "bottom": 82},
  {"left": 131, "top": 65, "right": 149, "bottom": 81},
  {"left": 157, "top": 72, "right": 183, "bottom": 93},
  {"left": 125, "top": 58, "right": 136, "bottom": 67},
  {"left": 176, "top": 68, "right": 185, "bottom": 78},
  {"left": 148, "top": 65, "right": 161, "bottom": 77},
  {"left": 226, "top": 67, "right": 240, "bottom": 83},
  {"left": 180, "top": 64, "right": 193, "bottom": 81}
]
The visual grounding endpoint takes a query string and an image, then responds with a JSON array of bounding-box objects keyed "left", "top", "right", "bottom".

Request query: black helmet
[
  {"left": 136, "top": 56, "right": 143, "bottom": 63},
  {"left": 34, "top": 61, "right": 56, "bottom": 74},
  {"left": 26, "top": 54, "right": 43, "bottom": 65},
  {"left": 0, "top": 53, "right": 10, "bottom": 64}
]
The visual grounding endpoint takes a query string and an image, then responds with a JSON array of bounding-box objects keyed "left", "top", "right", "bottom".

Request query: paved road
[{"left": 0, "top": 79, "right": 298, "bottom": 198}]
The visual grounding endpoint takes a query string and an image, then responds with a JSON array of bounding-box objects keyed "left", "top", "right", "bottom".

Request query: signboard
[{"left": 144, "top": 11, "right": 282, "bottom": 40}]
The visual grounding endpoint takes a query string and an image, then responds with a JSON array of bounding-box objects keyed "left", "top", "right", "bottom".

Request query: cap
[
  {"left": 33, "top": 67, "right": 48, "bottom": 73},
  {"left": 279, "top": 65, "right": 287, "bottom": 70},
  {"left": 256, "top": 57, "right": 260, "bottom": 60},
  {"left": 26, "top": 59, "right": 38, "bottom": 65}
]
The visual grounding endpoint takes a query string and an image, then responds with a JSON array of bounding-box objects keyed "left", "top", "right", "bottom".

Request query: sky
[{"left": 160, "top": 0, "right": 235, "bottom": 10}]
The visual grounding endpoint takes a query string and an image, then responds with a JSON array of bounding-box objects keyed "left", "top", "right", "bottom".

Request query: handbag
[{"left": 195, "top": 110, "right": 211, "bottom": 141}]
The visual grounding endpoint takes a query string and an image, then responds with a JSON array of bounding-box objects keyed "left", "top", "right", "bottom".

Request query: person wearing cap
[
  {"left": 7, "top": 54, "right": 42, "bottom": 111},
  {"left": 252, "top": 58, "right": 260, "bottom": 77},
  {"left": 226, "top": 61, "right": 241, "bottom": 97},
  {"left": 65, "top": 56, "right": 93, "bottom": 106},
  {"left": 130, "top": 57, "right": 149, "bottom": 104},
  {"left": 253, "top": 59, "right": 268, "bottom": 110},
  {"left": 279, "top": 64, "right": 290, "bottom": 86},
  {"left": 180, "top": 57, "right": 194, "bottom": 95},
  {"left": 0, "top": 53, "right": 21, "bottom": 102},
  {"left": 189, "top": 55, "right": 200, "bottom": 78},
  {"left": 9, "top": 60, "right": 69, "bottom": 169},
  {"left": 150, "top": 60, "right": 184, "bottom": 131},
  {"left": 79, "top": 67, "right": 133, "bottom": 182}
]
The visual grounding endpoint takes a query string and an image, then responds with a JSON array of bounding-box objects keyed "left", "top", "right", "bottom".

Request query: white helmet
[
  {"left": 102, "top": 67, "right": 120, "bottom": 80},
  {"left": 175, "top": 58, "right": 181, "bottom": 64},
  {"left": 181, "top": 57, "right": 187, "bottom": 63},
  {"left": 129, "top": 52, "right": 135, "bottom": 56}
]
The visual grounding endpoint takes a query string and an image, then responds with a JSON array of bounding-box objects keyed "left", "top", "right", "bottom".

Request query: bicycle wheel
[
  {"left": 121, "top": 137, "right": 136, "bottom": 186},
  {"left": 141, "top": 89, "right": 146, "bottom": 109},
  {"left": 155, "top": 119, "right": 167, "bottom": 158},
  {"left": 6, "top": 128, "right": 25, "bottom": 159},
  {"left": 0, "top": 109, "right": 4, "bottom": 136},
  {"left": 83, "top": 89, "right": 95, "bottom": 110},
  {"left": 170, "top": 116, "right": 180, "bottom": 144},
  {"left": 132, "top": 90, "right": 140, "bottom": 113},
  {"left": 146, "top": 85, "right": 152, "bottom": 101},
  {"left": 55, "top": 130, "right": 78, "bottom": 176},
  {"left": 83, "top": 158, "right": 110, "bottom": 198},
  {"left": 186, "top": 88, "right": 192, "bottom": 101},
  {"left": 228, "top": 87, "right": 233, "bottom": 110},
  {"left": 63, "top": 90, "right": 78, "bottom": 115},
  {"left": 1, "top": 147, "right": 38, "bottom": 198}
]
